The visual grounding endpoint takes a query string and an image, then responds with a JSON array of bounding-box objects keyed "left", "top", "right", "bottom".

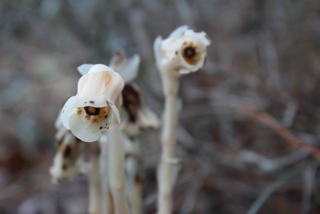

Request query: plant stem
[
  {"left": 158, "top": 73, "right": 179, "bottom": 214},
  {"left": 125, "top": 136, "right": 143, "bottom": 214},
  {"left": 99, "top": 136, "right": 110, "bottom": 214},
  {"left": 107, "top": 118, "right": 129, "bottom": 214},
  {"left": 89, "top": 141, "right": 102, "bottom": 214}
]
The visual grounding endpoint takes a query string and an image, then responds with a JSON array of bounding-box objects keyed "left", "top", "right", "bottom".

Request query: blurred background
[{"left": 1, "top": 0, "right": 320, "bottom": 213}]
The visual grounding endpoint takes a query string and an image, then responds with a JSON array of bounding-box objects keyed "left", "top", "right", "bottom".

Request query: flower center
[
  {"left": 184, "top": 47, "right": 196, "bottom": 58},
  {"left": 84, "top": 106, "right": 100, "bottom": 116}
]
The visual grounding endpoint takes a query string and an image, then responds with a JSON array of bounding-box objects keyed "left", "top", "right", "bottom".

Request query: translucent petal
[
  {"left": 104, "top": 94, "right": 121, "bottom": 124},
  {"left": 61, "top": 96, "right": 76, "bottom": 129},
  {"left": 153, "top": 36, "right": 164, "bottom": 71},
  {"left": 68, "top": 113, "right": 101, "bottom": 142},
  {"left": 77, "top": 64, "right": 94, "bottom": 75},
  {"left": 111, "top": 54, "right": 140, "bottom": 83}
]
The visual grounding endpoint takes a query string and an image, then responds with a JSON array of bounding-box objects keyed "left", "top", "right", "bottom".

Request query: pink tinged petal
[
  {"left": 103, "top": 69, "right": 125, "bottom": 104},
  {"left": 77, "top": 64, "right": 94, "bottom": 75},
  {"left": 75, "top": 65, "right": 124, "bottom": 108}
]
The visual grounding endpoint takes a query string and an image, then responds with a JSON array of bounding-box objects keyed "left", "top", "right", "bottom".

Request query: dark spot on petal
[
  {"left": 63, "top": 146, "right": 72, "bottom": 158},
  {"left": 90, "top": 101, "right": 95, "bottom": 104},
  {"left": 100, "top": 126, "right": 103, "bottom": 129},
  {"left": 184, "top": 47, "right": 196, "bottom": 59},
  {"left": 84, "top": 106, "right": 100, "bottom": 116},
  {"left": 62, "top": 164, "right": 68, "bottom": 170},
  {"left": 129, "top": 136, "right": 135, "bottom": 142},
  {"left": 122, "top": 84, "right": 141, "bottom": 123}
]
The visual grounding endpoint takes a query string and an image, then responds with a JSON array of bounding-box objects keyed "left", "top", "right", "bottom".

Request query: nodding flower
[
  {"left": 109, "top": 49, "right": 160, "bottom": 135},
  {"left": 61, "top": 64, "right": 124, "bottom": 142},
  {"left": 121, "top": 83, "right": 160, "bottom": 135},
  {"left": 153, "top": 25, "right": 211, "bottom": 75},
  {"left": 50, "top": 111, "right": 85, "bottom": 183}
]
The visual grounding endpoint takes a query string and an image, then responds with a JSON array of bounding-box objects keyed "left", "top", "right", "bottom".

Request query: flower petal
[
  {"left": 68, "top": 113, "right": 101, "bottom": 142},
  {"left": 77, "top": 64, "right": 94, "bottom": 75},
  {"left": 116, "top": 54, "right": 140, "bottom": 83},
  {"left": 153, "top": 36, "right": 164, "bottom": 71},
  {"left": 104, "top": 93, "right": 121, "bottom": 124},
  {"left": 110, "top": 49, "right": 140, "bottom": 83},
  {"left": 168, "top": 25, "right": 189, "bottom": 38},
  {"left": 61, "top": 96, "right": 76, "bottom": 130}
]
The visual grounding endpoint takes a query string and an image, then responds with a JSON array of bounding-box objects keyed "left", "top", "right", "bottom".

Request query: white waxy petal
[
  {"left": 77, "top": 64, "right": 94, "bottom": 75},
  {"left": 154, "top": 26, "right": 210, "bottom": 75},
  {"left": 61, "top": 64, "right": 124, "bottom": 142},
  {"left": 110, "top": 50, "right": 141, "bottom": 83},
  {"left": 68, "top": 113, "right": 101, "bottom": 142},
  {"left": 153, "top": 36, "right": 164, "bottom": 71},
  {"left": 61, "top": 96, "right": 76, "bottom": 129}
]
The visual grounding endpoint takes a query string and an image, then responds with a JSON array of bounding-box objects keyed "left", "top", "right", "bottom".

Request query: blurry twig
[
  {"left": 178, "top": 172, "right": 206, "bottom": 214},
  {"left": 242, "top": 107, "right": 320, "bottom": 160},
  {"left": 238, "top": 150, "right": 309, "bottom": 172},
  {"left": 301, "top": 164, "right": 317, "bottom": 213},
  {"left": 247, "top": 168, "right": 301, "bottom": 214}
]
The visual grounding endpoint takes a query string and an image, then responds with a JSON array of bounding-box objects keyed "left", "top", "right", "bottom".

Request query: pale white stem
[
  {"left": 99, "top": 136, "right": 110, "bottom": 214},
  {"left": 89, "top": 141, "right": 102, "bottom": 214},
  {"left": 124, "top": 136, "right": 143, "bottom": 214},
  {"left": 126, "top": 156, "right": 143, "bottom": 214},
  {"left": 107, "top": 118, "right": 129, "bottom": 214},
  {"left": 158, "top": 73, "right": 180, "bottom": 214},
  {"left": 132, "top": 175, "right": 143, "bottom": 214}
]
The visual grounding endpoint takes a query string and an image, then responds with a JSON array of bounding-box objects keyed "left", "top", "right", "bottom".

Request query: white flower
[
  {"left": 50, "top": 111, "right": 85, "bottom": 183},
  {"left": 109, "top": 49, "right": 160, "bottom": 135},
  {"left": 61, "top": 64, "right": 124, "bottom": 142},
  {"left": 109, "top": 48, "right": 140, "bottom": 83},
  {"left": 153, "top": 25, "right": 211, "bottom": 75}
]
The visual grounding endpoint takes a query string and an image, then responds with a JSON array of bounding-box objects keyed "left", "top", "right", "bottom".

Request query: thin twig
[{"left": 243, "top": 107, "right": 320, "bottom": 159}]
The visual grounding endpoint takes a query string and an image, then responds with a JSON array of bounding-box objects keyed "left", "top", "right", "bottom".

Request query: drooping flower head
[
  {"left": 154, "top": 25, "right": 211, "bottom": 75},
  {"left": 50, "top": 111, "right": 84, "bottom": 183},
  {"left": 61, "top": 64, "right": 124, "bottom": 142},
  {"left": 109, "top": 49, "right": 160, "bottom": 135}
]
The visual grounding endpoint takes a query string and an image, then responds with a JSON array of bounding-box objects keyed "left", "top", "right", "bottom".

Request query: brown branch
[{"left": 242, "top": 107, "right": 320, "bottom": 160}]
